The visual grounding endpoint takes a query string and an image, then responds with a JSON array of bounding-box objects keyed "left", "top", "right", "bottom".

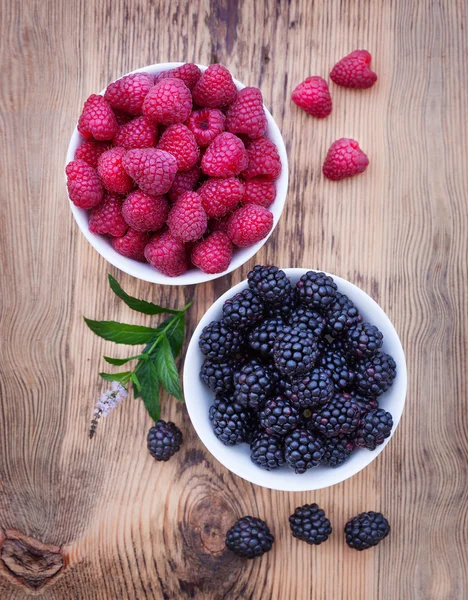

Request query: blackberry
[
  {"left": 200, "top": 358, "right": 236, "bottom": 395},
  {"left": 199, "top": 320, "right": 244, "bottom": 360},
  {"left": 209, "top": 397, "right": 254, "bottom": 446},
  {"left": 250, "top": 432, "right": 286, "bottom": 470},
  {"left": 265, "top": 288, "right": 298, "bottom": 318},
  {"left": 234, "top": 359, "right": 273, "bottom": 410},
  {"left": 274, "top": 325, "right": 319, "bottom": 377},
  {"left": 355, "top": 408, "right": 393, "bottom": 450},
  {"left": 344, "top": 322, "right": 383, "bottom": 359},
  {"left": 284, "top": 429, "right": 324, "bottom": 474},
  {"left": 319, "top": 345, "right": 355, "bottom": 390},
  {"left": 147, "top": 421, "right": 182, "bottom": 461},
  {"left": 248, "top": 265, "right": 293, "bottom": 305},
  {"left": 320, "top": 435, "right": 355, "bottom": 467},
  {"left": 296, "top": 271, "right": 338, "bottom": 310},
  {"left": 325, "top": 292, "right": 362, "bottom": 336},
  {"left": 289, "top": 504, "right": 332, "bottom": 545},
  {"left": 222, "top": 289, "right": 264, "bottom": 330},
  {"left": 344, "top": 511, "right": 390, "bottom": 551},
  {"left": 226, "top": 516, "right": 274, "bottom": 558},
  {"left": 283, "top": 367, "right": 334, "bottom": 408},
  {"left": 311, "top": 393, "right": 361, "bottom": 437},
  {"left": 259, "top": 396, "right": 300, "bottom": 436},
  {"left": 346, "top": 391, "right": 379, "bottom": 416},
  {"left": 248, "top": 317, "right": 286, "bottom": 358},
  {"left": 289, "top": 306, "right": 327, "bottom": 338},
  {"left": 354, "top": 352, "right": 397, "bottom": 397}
]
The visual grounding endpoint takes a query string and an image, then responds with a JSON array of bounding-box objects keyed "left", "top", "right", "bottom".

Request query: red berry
[
  {"left": 77, "top": 94, "right": 118, "bottom": 141},
  {"left": 154, "top": 63, "right": 202, "bottom": 90},
  {"left": 186, "top": 108, "right": 225, "bottom": 147},
  {"left": 291, "top": 76, "right": 332, "bottom": 118},
  {"left": 112, "top": 228, "right": 150, "bottom": 261},
  {"left": 157, "top": 124, "right": 199, "bottom": 171},
  {"left": 88, "top": 192, "right": 128, "bottom": 236},
  {"left": 98, "top": 147, "right": 134, "bottom": 194},
  {"left": 144, "top": 230, "right": 187, "bottom": 277},
  {"left": 74, "top": 140, "right": 110, "bottom": 168},
  {"left": 192, "top": 64, "right": 237, "bottom": 108},
  {"left": 227, "top": 205, "right": 274, "bottom": 247},
  {"left": 208, "top": 215, "right": 231, "bottom": 234},
  {"left": 322, "top": 138, "right": 369, "bottom": 181},
  {"left": 201, "top": 132, "right": 248, "bottom": 177},
  {"left": 191, "top": 232, "right": 233, "bottom": 274},
  {"left": 241, "top": 180, "right": 276, "bottom": 208},
  {"left": 198, "top": 177, "right": 244, "bottom": 218},
  {"left": 104, "top": 72, "right": 154, "bottom": 115},
  {"left": 242, "top": 138, "right": 282, "bottom": 180},
  {"left": 123, "top": 148, "right": 177, "bottom": 195},
  {"left": 168, "top": 165, "right": 201, "bottom": 203},
  {"left": 167, "top": 191, "right": 208, "bottom": 242},
  {"left": 142, "top": 78, "right": 192, "bottom": 125},
  {"left": 66, "top": 159, "right": 103, "bottom": 209},
  {"left": 225, "top": 87, "right": 267, "bottom": 139},
  {"left": 122, "top": 190, "right": 169, "bottom": 232},
  {"left": 113, "top": 109, "right": 133, "bottom": 126},
  {"left": 113, "top": 116, "right": 158, "bottom": 149},
  {"left": 330, "top": 50, "right": 377, "bottom": 89}
]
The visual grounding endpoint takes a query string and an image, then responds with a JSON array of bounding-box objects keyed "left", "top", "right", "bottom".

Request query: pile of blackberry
[{"left": 199, "top": 266, "right": 397, "bottom": 475}]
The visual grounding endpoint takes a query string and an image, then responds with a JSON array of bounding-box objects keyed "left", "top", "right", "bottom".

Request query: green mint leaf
[
  {"left": 103, "top": 354, "right": 148, "bottom": 366},
  {"left": 134, "top": 360, "right": 160, "bottom": 420},
  {"left": 166, "top": 314, "right": 185, "bottom": 358},
  {"left": 108, "top": 274, "right": 180, "bottom": 315},
  {"left": 100, "top": 371, "right": 132, "bottom": 384},
  {"left": 155, "top": 334, "right": 184, "bottom": 402},
  {"left": 131, "top": 372, "right": 142, "bottom": 391},
  {"left": 84, "top": 318, "right": 160, "bottom": 345}
]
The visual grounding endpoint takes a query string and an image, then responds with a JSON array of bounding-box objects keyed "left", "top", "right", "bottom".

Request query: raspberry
[
  {"left": 104, "top": 72, "right": 154, "bottom": 115},
  {"left": 144, "top": 229, "right": 187, "bottom": 276},
  {"left": 241, "top": 180, "right": 276, "bottom": 208},
  {"left": 192, "top": 64, "right": 237, "bottom": 108},
  {"left": 186, "top": 108, "right": 225, "bottom": 147},
  {"left": 225, "top": 87, "right": 268, "bottom": 139},
  {"left": 242, "top": 138, "right": 282, "bottom": 180},
  {"left": 198, "top": 177, "right": 244, "bottom": 218},
  {"left": 97, "top": 147, "right": 134, "bottom": 194},
  {"left": 122, "top": 148, "right": 177, "bottom": 195},
  {"left": 88, "top": 192, "right": 127, "bottom": 236},
  {"left": 66, "top": 160, "right": 103, "bottom": 209},
  {"left": 330, "top": 50, "right": 377, "bottom": 89},
  {"left": 113, "top": 109, "right": 133, "bottom": 126},
  {"left": 142, "top": 78, "right": 192, "bottom": 125},
  {"left": 77, "top": 94, "right": 118, "bottom": 141},
  {"left": 122, "top": 190, "right": 169, "bottom": 232},
  {"left": 167, "top": 165, "right": 200, "bottom": 203},
  {"left": 157, "top": 124, "right": 199, "bottom": 171},
  {"left": 201, "top": 132, "right": 248, "bottom": 177},
  {"left": 227, "top": 205, "right": 273, "bottom": 247},
  {"left": 111, "top": 228, "right": 150, "bottom": 261},
  {"left": 208, "top": 215, "right": 231, "bottom": 234},
  {"left": 322, "top": 138, "right": 369, "bottom": 181},
  {"left": 74, "top": 140, "right": 110, "bottom": 168},
  {"left": 191, "top": 232, "right": 232, "bottom": 274},
  {"left": 154, "top": 63, "right": 201, "bottom": 90},
  {"left": 113, "top": 116, "right": 158, "bottom": 149},
  {"left": 167, "top": 191, "right": 208, "bottom": 242},
  {"left": 291, "top": 76, "right": 332, "bottom": 118}
]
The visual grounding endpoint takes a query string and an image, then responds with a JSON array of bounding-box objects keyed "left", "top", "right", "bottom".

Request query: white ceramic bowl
[
  {"left": 66, "top": 63, "right": 289, "bottom": 285},
  {"left": 184, "top": 269, "right": 407, "bottom": 491}
]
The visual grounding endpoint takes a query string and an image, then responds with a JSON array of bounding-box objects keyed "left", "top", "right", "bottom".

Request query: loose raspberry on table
[
  {"left": 242, "top": 137, "right": 282, "bottom": 180},
  {"left": 167, "top": 165, "right": 201, "bottom": 203},
  {"left": 192, "top": 64, "right": 237, "bottom": 108},
  {"left": 144, "top": 229, "right": 187, "bottom": 277},
  {"left": 97, "top": 147, "right": 134, "bottom": 194},
  {"left": 201, "top": 132, "right": 248, "bottom": 177},
  {"left": 111, "top": 228, "right": 150, "bottom": 261},
  {"left": 154, "top": 63, "right": 202, "bottom": 90},
  {"left": 241, "top": 180, "right": 276, "bottom": 208},
  {"left": 122, "top": 190, "right": 169, "bottom": 232},
  {"left": 74, "top": 140, "right": 110, "bottom": 169},
  {"left": 104, "top": 72, "right": 154, "bottom": 115},
  {"left": 322, "top": 138, "right": 369, "bottom": 181},
  {"left": 291, "top": 76, "right": 332, "bottom": 118},
  {"left": 186, "top": 108, "right": 225, "bottom": 147},
  {"left": 208, "top": 215, "right": 231, "bottom": 234},
  {"left": 167, "top": 191, "right": 208, "bottom": 242},
  {"left": 113, "top": 116, "right": 158, "bottom": 149},
  {"left": 330, "top": 50, "right": 377, "bottom": 89},
  {"left": 157, "top": 123, "right": 199, "bottom": 171},
  {"left": 66, "top": 159, "right": 104, "bottom": 209},
  {"left": 142, "top": 78, "right": 192, "bottom": 125},
  {"left": 122, "top": 148, "right": 177, "bottom": 195},
  {"left": 88, "top": 192, "right": 128, "bottom": 236},
  {"left": 227, "top": 205, "right": 274, "bottom": 247},
  {"left": 77, "top": 94, "right": 118, "bottom": 141},
  {"left": 191, "top": 232, "right": 233, "bottom": 274},
  {"left": 225, "top": 87, "right": 268, "bottom": 139},
  {"left": 198, "top": 177, "right": 244, "bottom": 218}
]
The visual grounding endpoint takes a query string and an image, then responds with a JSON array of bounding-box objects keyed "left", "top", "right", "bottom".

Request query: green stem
[{"left": 134, "top": 314, "right": 182, "bottom": 375}]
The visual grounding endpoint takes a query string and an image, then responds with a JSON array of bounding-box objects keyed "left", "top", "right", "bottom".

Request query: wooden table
[{"left": 1, "top": 1, "right": 467, "bottom": 598}]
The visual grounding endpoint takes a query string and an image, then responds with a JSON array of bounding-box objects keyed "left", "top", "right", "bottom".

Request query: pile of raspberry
[{"left": 66, "top": 63, "right": 282, "bottom": 276}]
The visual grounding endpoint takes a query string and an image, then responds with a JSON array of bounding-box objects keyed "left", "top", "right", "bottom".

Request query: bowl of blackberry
[{"left": 184, "top": 266, "right": 407, "bottom": 491}]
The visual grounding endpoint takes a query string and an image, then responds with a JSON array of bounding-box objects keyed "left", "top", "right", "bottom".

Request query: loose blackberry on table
[
  {"left": 225, "top": 516, "right": 274, "bottom": 559},
  {"left": 147, "top": 420, "right": 182, "bottom": 462},
  {"left": 289, "top": 503, "right": 332, "bottom": 545},
  {"left": 344, "top": 511, "right": 390, "bottom": 551}
]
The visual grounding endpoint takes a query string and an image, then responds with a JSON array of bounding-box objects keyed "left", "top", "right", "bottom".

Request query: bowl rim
[
  {"left": 66, "top": 62, "right": 289, "bottom": 286},
  {"left": 183, "top": 268, "right": 408, "bottom": 492}
]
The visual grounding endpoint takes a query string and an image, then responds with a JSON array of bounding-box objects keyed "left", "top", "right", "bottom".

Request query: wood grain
[{"left": 1, "top": 0, "right": 467, "bottom": 597}]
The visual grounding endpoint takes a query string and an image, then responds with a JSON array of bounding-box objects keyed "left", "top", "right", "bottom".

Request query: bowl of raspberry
[
  {"left": 66, "top": 63, "right": 288, "bottom": 284},
  {"left": 184, "top": 267, "right": 407, "bottom": 492}
]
